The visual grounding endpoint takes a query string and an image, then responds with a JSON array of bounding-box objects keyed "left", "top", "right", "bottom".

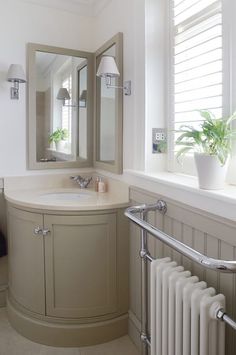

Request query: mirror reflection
[
  {"left": 35, "top": 51, "right": 87, "bottom": 162},
  {"left": 97, "top": 44, "right": 116, "bottom": 164}
]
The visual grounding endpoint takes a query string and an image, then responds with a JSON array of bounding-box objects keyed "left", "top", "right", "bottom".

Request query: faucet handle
[
  {"left": 70, "top": 176, "right": 81, "bottom": 181},
  {"left": 86, "top": 177, "right": 93, "bottom": 184},
  {"left": 70, "top": 175, "right": 92, "bottom": 188}
]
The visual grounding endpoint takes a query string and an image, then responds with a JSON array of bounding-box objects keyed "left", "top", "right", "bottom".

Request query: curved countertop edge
[{"left": 4, "top": 188, "right": 130, "bottom": 212}]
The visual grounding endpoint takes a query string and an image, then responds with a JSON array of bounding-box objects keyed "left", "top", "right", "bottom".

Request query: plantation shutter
[{"left": 169, "top": 0, "right": 223, "bottom": 172}]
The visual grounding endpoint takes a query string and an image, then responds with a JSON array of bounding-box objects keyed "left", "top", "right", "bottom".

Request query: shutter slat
[
  {"left": 174, "top": 34, "right": 221, "bottom": 56},
  {"left": 174, "top": 37, "right": 222, "bottom": 64},
  {"left": 175, "top": 72, "right": 222, "bottom": 93},
  {"left": 175, "top": 85, "right": 222, "bottom": 103},
  {"left": 174, "top": 0, "right": 220, "bottom": 26},
  {"left": 175, "top": 24, "right": 221, "bottom": 51},
  {"left": 175, "top": 13, "right": 221, "bottom": 43},
  {"left": 175, "top": 60, "right": 222, "bottom": 83},
  {"left": 175, "top": 96, "right": 222, "bottom": 113},
  {"left": 174, "top": 108, "right": 222, "bottom": 123},
  {"left": 175, "top": 48, "right": 221, "bottom": 71},
  {"left": 174, "top": 0, "right": 201, "bottom": 17}
]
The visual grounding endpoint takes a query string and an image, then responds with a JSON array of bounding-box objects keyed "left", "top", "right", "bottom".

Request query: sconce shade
[
  {"left": 56, "top": 88, "right": 71, "bottom": 100},
  {"left": 96, "top": 56, "right": 120, "bottom": 78},
  {"left": 79, "top": 90, "right": 87, "bottom": 101},
  {"left": 7, "top": 64, "right": 26, "bottom": 83}
]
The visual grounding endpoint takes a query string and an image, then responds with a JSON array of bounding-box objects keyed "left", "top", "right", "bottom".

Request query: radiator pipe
[
  {"left": 140, "top": 211, "right": 149, "bottom": 355},
  {"left": 125, "top": 202, "right": 236, "bottom": 273},
  {"left": 217, "top": 309, "right": 236, "bottom": 331}
]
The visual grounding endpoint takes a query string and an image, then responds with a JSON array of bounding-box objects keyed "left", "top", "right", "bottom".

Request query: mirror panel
[
  {"left": 95, "top": 33, "right": 123, "bottom": 174},
  {"left": 99, "top": 44, "right": 116, "bottom": 163},
  {"left": 78, "top": 64, "right": 88, "bottom": 160},
  {"left": 28, "top": 44, "right": 94, "bottom": 169}
]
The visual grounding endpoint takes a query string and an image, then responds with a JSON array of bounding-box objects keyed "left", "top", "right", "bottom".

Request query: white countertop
[
  {"left": 4, "top": 188, "right": 130, "bottom": 211},
  {"left": 3, "top": 172, "right": 130, "bottom": 211}
]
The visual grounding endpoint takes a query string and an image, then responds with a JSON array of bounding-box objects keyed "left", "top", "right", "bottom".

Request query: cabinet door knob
[
  {"left": 34, "top": 226, "right": 43, "bottom": 235},
  {"left": 34, "top": 227, "right": 50, "bottom": 236}
]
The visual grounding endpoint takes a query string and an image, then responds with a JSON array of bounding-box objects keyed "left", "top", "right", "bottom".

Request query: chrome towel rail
[{"left": 125, "top": 200, "right": 236, "bottom": 355}]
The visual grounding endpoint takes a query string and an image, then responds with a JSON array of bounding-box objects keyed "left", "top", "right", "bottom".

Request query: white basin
[{"left": 39, "top": 191, "right": 92, "bottom": 201}]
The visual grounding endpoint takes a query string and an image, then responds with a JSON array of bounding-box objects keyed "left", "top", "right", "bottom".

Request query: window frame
[{"left": 167, "top": 0, "right": 230, "bottom": 175}]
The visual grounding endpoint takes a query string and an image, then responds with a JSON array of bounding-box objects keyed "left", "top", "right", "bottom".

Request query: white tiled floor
[{"left": 0, "top": 308, "right": 140, "bottom": 355}]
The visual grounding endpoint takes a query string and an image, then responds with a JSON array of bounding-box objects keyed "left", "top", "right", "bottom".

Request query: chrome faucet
[{"left": 70, "top": 175, "right": 92, "bottom": 189}]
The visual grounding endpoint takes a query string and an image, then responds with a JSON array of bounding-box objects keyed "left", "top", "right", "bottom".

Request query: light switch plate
[{"left": 152, "top": 128, "right": 167, "bottom": 154}]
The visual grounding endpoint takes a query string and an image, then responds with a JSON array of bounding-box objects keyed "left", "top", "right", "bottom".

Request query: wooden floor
[{"left": 0, "top": 308, "right": 140, "bottom": 355}]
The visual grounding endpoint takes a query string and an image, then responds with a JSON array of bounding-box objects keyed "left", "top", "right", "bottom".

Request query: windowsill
[
  {"left": 122, "top": 169, "right": 236, "bottom": 222},
  {"left": 47, "top": 148, "right": 72, "bottom": 156},
  {"left": 46, "top": 148, "right": 74, "bottom": 161}
]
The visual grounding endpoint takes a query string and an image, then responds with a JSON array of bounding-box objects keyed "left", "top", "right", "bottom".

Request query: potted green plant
[
  {"left": 49, "top": 128, "right": 68, "bottom": 151},
  {"left": 176, "top": 110, "right": 236, "bottom": 190}
]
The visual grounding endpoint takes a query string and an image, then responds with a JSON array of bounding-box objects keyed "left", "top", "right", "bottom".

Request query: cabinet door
[
  {"left": 7, "top": 207, "right": 45, "bottom": 314},
  {"left": 44, "top": 213, "right": 117, "bottom": 318}
]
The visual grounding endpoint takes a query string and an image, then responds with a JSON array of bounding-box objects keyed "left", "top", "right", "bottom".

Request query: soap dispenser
[{"left": 98, "top": 178, "right": 106, "bottom": 193}]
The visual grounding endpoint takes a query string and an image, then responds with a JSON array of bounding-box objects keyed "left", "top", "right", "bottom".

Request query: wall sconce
[
  {"left": 56, "top": 88, "right": 87, "bottom": 108},
  {"left": 56, "top": 88, "right": 71, "bottom": 106},
  {"left": 79, "top": 90, "right": 87, "bottom": 108},
  {"left": 96, "top": 56, "right": 131, "bottom": 96},
  {"left": 7, "top": 64, "right": 26, "bottom": 100}
]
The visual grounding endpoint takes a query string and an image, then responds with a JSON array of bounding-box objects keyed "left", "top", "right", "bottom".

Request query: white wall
[
  {"left": 0, "top": 0, "right": 94, "bottom": 176},
  {"left": 145, "top": 0, "right": 168, "bottom": 172},
  {"left": 94, "top": 0, "right": 146, "bottom": 171}
]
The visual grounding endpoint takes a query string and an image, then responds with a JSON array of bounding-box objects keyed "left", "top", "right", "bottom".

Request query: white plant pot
[
  {"left": 55, "top": 141, "right": 64, "bottom": 152},
  {"left": 194, "top": 153, "right": 228, "bottom": 190}
]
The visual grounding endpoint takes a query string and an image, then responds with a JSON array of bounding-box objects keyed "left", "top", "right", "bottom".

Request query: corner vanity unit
[{"left": 4, "top": 176, "right": 129, "bottom": 347}]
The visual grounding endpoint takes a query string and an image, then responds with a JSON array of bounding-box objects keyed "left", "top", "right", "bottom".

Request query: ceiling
[{"left": 17, "top": 0, "right": 111, "bottom": 17}]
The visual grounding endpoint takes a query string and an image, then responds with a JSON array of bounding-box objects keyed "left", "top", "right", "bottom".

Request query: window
[{"left": 168, "top": 0, "right": 223, "bottom": 174}]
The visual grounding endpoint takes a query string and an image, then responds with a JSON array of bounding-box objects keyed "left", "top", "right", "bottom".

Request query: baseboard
[
  {"left": 0, "top": 285, "right": 7, "bottom": 307},
  {"left": 128, "top": 310, "right": 142, "bottom": 352},
  {"left": 8, "top": 296, "right": 129, "bottom": 347}
]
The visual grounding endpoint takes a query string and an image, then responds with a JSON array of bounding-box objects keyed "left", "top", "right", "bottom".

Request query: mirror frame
[
  {"left": 27, "top": 43, "right": 94, "bottom": 170},
  {"left": 94, "top": 33, "right": 123, "bottom": 174}
]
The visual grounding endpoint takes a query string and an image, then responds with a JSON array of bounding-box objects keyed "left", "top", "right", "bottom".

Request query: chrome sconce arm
[
  {"left": 104, "top": 76, "right": 131, "bottom": 96},
  {"left": 96, "top": 55, "right": 131, "bottom": 96}
]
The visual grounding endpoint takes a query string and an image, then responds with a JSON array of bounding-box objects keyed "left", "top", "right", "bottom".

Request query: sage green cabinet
[
  {"left": 7, "top": 204, "right": 129, "bottom": 346},
  {"left": 7, "top": 206, "right": 126, "bottom": 319},
  {"left": 44, "top": 213, "right": 117, "bottom": 318}
]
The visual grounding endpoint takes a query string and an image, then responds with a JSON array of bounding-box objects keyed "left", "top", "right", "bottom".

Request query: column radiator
[{"left": 150, "top": 257, "right": 225, "bottom": 355}]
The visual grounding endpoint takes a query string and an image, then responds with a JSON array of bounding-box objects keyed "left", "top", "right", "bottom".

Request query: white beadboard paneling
[
  {"left": 128, "top": 186, "right": 236, "bottom": 355},
  {"left": 163, "top": 216, "right": 173, "bottom": 259},
  {"left": 192, "top": 229, "right": 206, "bottom": 281},
  {"left": 205, "top": 234, "right": 219, "bottom": 290},
  {"left": 154, "top": 210, "right": 164, "bottom": 259},
  {"left": 172, "top": 219, "right": 182, "bottom": 265},
  {"left": 147, "top": 211, "right": 156, "bottom": 257},
  {"left": 182, "top": 224, "right": 193, "bottom": 271}
]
